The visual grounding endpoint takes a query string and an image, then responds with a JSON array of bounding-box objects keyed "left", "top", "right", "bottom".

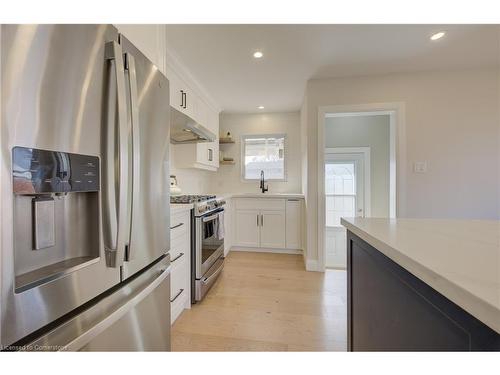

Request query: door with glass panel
[{"left": 325, "top": 153, "right": 365, "bottom": 269}]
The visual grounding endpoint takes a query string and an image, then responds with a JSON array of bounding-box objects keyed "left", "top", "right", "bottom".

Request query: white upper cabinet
[
  {"left": 166, "top": 49, "right": 220, "bottom": 171},
  {"left": 167, "top": 68, "right": 197, "bottom": 121},
  {"left": 114, "top": 25, "right": 166, "bottom": 73}
]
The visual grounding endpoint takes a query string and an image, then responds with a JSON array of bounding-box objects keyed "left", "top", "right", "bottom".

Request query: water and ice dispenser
[{"left": 12, "top": 147, "right": 100, "bottom": 292}]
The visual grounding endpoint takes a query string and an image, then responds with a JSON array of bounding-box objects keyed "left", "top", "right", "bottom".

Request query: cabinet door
[
  {"left": 260, "top": 210, "right": 286, "bottom": 249},
  {"left": 195, "top": 142, "right": 209, "bottom": 165},
  {"left": 204, "top": 108, "right": 219, "bottom": 168},
  {"left": 207, "top": 140, "right": 219, "bottom": 168},
  {"left": 168, "top": 70, "right": 185, "bottom": 113},
  {"left": 285, "top": 200, "right": 302, "bottom": 249},
  {"left": 234, "top": 209, "right": 260, "bottom": 247}
]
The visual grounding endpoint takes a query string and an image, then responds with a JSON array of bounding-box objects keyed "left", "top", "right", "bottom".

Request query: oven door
[{"left": 195, "top": 209, "right": 224, "bottom": 279}]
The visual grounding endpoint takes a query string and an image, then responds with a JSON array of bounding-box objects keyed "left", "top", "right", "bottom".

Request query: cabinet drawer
[
  {"left": 170, "top": 246, "right": 188, "bottom": 268},
  {"left": 170, "top": 212, "right": 189, "bottom": 240},
  {"left": 170, "top": 288, "right": 188, "bottom": 324},
  {"left": 234, "top": 198, "right": 285, "bottom": 211},
  {"left": 170, "top": 234, "right": 190, "bottom": 262},
  {"left": 170, "top": 254, "right": 188, "bottom": 301}
]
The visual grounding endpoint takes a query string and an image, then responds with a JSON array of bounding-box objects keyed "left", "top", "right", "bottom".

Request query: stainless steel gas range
[{"left": 170, "top": 195, "right": 226, "bottom": 303}]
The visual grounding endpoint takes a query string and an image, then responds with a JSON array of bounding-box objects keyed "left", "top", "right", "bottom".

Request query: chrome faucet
[{"left": 260, "top": 170, "right": 268, "bottom": 193}]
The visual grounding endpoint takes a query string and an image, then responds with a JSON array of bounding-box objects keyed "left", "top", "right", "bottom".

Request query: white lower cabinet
[
  {"left": 234, "top": 209, "right": 260, "bottom": 247},
  {"left": 170, "top": 208, "right": 191, "bottom": 324},
  {"left": 260, "top": 210, "right": 286, "bottom": 248},
  {"left": 233, "top": 198, "right": 302, "bottom": 251},
  {"left": 285, "top": 199, "right": 302, "bottom": 249}
]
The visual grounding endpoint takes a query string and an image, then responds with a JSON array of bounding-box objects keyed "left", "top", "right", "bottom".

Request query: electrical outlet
[{"left": 413, "top": 161, "right": 427, "bottom": 173}]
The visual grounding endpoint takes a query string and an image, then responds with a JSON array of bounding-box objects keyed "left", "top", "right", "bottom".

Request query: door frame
[
  {"left": 317, "top": 102, "right": 406, "bottom": 272},
  {"left": 325, "top": 147, "right": 371, "bottom": 218}
]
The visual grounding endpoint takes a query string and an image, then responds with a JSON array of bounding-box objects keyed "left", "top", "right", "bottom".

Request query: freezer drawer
[
  {"left": 23, "top": 256, "right": 171, "bottom": 351},
  {"left": 80, "top": 270, "right": 171, "bottom": 351}
]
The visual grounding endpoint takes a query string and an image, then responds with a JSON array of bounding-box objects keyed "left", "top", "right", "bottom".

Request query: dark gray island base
[{"left": 347, "top": 231, "right": 500, "bottom": 351}]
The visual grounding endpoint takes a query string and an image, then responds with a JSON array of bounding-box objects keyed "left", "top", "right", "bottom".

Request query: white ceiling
[{"left": 165, "top": 25, "right": 499, "bottom": 113}]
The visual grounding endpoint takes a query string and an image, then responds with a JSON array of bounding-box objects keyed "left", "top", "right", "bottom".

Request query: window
[
  {"left": 325, "top": 162, "right": 356, "bottom": 227},
  {"left": 241, "top": 134, "right": 286, "bottom": 180}
]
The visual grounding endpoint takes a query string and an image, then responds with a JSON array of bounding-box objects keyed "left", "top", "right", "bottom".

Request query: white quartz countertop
[
  {"left": 218, "top": 193, "right": 304, "bottom": 199},
  {"left": 341, "top": 217, "right": 500, "bottom": 334}
]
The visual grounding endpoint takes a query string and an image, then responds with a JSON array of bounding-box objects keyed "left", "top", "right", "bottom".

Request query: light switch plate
[{"left": 413, "top": 161, "right": 427, "bottom": 173}]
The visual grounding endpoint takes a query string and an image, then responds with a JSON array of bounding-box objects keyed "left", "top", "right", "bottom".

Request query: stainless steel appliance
[
  {"left": 1, "top": 25, "right": 171, "bottom": 351},
  {"left": 170, "top": 195, "right": 226, "bottom": 302}
]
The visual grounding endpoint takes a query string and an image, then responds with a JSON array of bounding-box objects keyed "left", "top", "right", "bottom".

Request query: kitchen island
[{"left": 341, "top": 217, "right": 500, "bottom": 351}]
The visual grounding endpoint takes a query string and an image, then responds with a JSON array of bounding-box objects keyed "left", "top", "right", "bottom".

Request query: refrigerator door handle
[
  {"left": 124, "top": 52, "right": 141, "bottom": 262},
  {"left": 103, "top": 41, "right": 129, "bottom": 268}
]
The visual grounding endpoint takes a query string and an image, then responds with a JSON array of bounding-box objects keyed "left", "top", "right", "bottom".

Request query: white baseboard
[
  {"left": 305, "top": 259, "right": 320, "bottom": 272},
  {"left": 230, "top": 247, "right": 303, "bottom": 255}
]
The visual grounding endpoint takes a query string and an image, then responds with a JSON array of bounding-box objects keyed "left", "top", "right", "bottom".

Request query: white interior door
[{"left": 324, "top": 152, "right": 367, "bottom": 269}]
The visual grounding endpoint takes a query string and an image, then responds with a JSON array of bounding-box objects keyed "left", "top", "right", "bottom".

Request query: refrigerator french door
[
  {"left": 119, "top": 35, "right": 171, "bottom": 279},
  {"left": 0, "top": 25, "right": 171, "bottom": 350}
]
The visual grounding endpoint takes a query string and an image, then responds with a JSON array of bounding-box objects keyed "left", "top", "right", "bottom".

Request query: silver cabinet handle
[
  {"left": 103, "top": 41, "right": 129, "bottom": 268},
  {"left": 170, "top": 222, "right": 184, "bottom": 230},
  {"left": 171, "top": 252, "right": 184, "bottom": 263},
  {"left": 257, "top": 214, "right": 259, "bottom": 227},
  {"left": 180, "top": 90, "right": 185, "bottom": 108},
  {"left": 261, "top": 214, "right": 264, "bottom": 227},
  {"left": 124, "top": 52, "right": 141, "bottom": 262},
  {"left": 170, "top": 289, "right": 184, "bottom": 303}
]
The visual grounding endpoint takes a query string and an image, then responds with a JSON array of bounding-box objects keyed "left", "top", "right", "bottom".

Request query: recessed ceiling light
[
  {"left": 253, "top": 51, "right": 263, "bottom": 59},
  {"left": 258, "top": 106, "right": 264, "bottom": 109},
  {"left": 430, "top": 31, "right": 446, "bottom": 41}
]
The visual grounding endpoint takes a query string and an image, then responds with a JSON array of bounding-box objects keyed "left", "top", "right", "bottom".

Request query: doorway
[
  {"left": 317, "top": 103, "right": 404, "bottom": 272},
  {"left": 325, "top": 148, "right": 370, "bottom": 268}
]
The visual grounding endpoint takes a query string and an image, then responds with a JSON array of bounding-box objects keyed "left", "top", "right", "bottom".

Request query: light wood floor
[{"left": 172, "top": 251, "right": 347, "bottom": 351}]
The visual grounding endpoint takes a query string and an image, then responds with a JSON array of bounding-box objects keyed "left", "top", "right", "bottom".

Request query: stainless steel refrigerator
[{"left": 0, "top": 25, "right": 171, "bottom": 351}]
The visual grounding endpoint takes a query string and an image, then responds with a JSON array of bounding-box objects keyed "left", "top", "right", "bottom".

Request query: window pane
[
  {"left": 244, "top": 135, "right": 285, "bottom": 179},
  {"left": 325, "top": 163, "right": 355, "bottom": 195},
  {"left": 325, "top": 161, "right": 356, "bottom": 227}
]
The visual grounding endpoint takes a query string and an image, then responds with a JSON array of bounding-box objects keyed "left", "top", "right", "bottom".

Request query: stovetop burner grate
[{"left": 170, "top": 195, "right": 216, "bottom": 204}]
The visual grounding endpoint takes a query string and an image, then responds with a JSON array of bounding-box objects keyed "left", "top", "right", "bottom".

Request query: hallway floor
[{"left": 171, "top": 251, "right": 347, "bottom": 351}]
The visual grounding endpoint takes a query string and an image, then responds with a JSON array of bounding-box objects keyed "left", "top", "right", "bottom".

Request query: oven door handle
[{"left": 202, "top": 211, "right": 223, "bottom": 223}]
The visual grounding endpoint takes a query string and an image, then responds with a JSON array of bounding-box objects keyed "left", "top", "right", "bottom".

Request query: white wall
[
  {"left": 303, "top": 68, "right": 500, "bottom": 266},
  {"left": 212, "top": 112, "right": 302, "bottom": 194},
  {"left": 169, "top": 147, "right": 214, "bottom": 194},
  {"left": 325, "top": 114, "right": 390, "bottom": 217}
]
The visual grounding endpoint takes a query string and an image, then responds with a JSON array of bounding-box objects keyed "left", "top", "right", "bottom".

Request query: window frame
[{"left": 240, "top": 133, "right": 288, "bottom": 182}]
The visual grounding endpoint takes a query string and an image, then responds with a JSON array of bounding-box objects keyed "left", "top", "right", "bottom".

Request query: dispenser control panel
[{"left": 12, "top": 147, "right": 100, "bottom": 194}]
